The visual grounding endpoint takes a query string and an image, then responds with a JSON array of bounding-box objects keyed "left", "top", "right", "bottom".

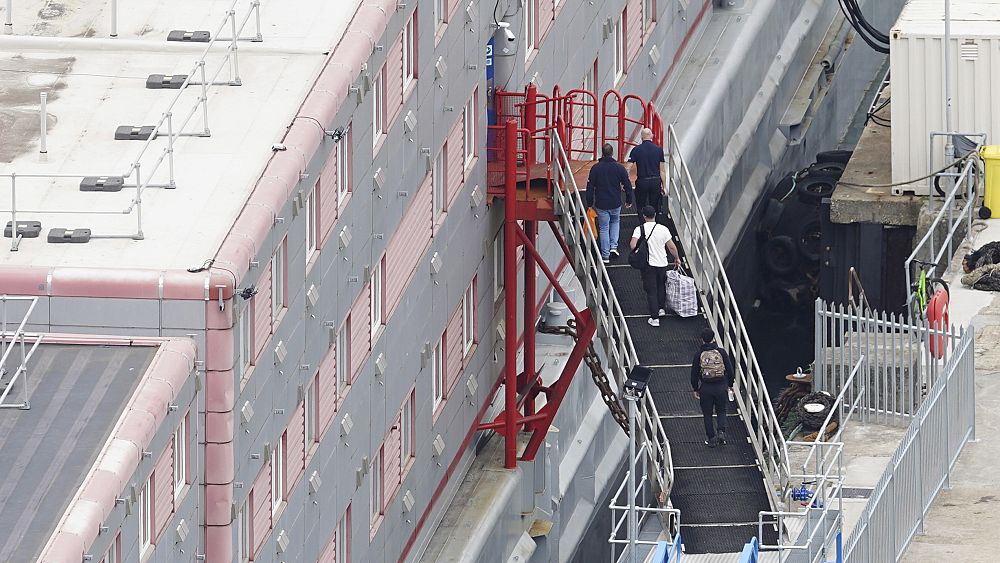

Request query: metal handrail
[
  {"left": 664, "top": 124, "right": 790, "bottom": 502},
  {"left": 608, "top": 443, "right": 680, "bottom": 562},
  {"left": 549, "top": 131, "right": 675, "bottom": 499},
  {"left": 0, "top": 295, "right": 43, "bottom": 409}
]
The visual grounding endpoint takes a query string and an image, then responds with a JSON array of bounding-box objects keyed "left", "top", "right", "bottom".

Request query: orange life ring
[{"left": 927, "top": 287, "right": 950, "bottom": 359}]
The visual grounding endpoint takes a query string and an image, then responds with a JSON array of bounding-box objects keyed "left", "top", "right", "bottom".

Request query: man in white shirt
[{"left": 630, "top": 206, "right": 680, "bottom": 327}]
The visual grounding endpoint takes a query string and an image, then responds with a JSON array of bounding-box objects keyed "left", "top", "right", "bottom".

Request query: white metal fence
[
  {"left": 0, "top": 295, "right": 42, "bottom": 409},
  {"left": 815, "top": 299, "right": 964, "bottom": 422},
  {"left": 843, "top": 325, "right": 976, "bottom": 562}
]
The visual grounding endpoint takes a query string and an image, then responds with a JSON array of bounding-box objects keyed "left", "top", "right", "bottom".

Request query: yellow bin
[{"left": 981, "top": 145, "right": 1000, "bottom": 213}]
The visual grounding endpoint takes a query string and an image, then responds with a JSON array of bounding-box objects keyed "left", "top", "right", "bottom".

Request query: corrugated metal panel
[
  {"left": 252, "top": 465, "right": 271, "bottom": 556},
  {"left": 537, "top": 0, "right": 554, "bottom": 41},
  {"left": 350, "top": 288, "right": 370, "bottom": 379},
  {"left": 320, "top": 144, "right": 339, "bottom": 244},
  {"left": 383, "top": 414, "right": 402, "bottom": 504},
  {"left": 318, "top": 346, "right": 337, "bottom": 434},
  {"left": 445, "top": 306, "right": 463, "bottom": 392},
  {"left": 153, "top": 444, "right": 173, "bottom": 540},
  {"left": 386, "top": 36, "right": 404, "bottom": 126},
  {"left": 625, "top": 0, "right": 643, "bottom": 66},
  {"left": 286, "top": 402, "right": 305, "bottom": 488},
  {"left": 445, "top": 119, "right": 464, "bottom": 207},
  {"left": 253, "top": 263, "right": 272, "bottom": 359},
  {"left": 385, "top": 175, "right": 432, "bottom": 316}
]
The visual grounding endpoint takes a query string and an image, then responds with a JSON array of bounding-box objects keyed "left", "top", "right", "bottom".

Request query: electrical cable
[
  {"left": 839, "top": 151, "right": 977, "bottom": 188},
  {"left": 845, "top": 0, "right": 889, "bottom": 44},
  {"left": 837, "top": 0, "right": 889, "bottom": 54}
]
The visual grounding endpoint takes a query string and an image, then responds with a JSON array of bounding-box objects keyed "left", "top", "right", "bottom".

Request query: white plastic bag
[{"left": 666, "top": 268, "right": 698, "bottom": 317}]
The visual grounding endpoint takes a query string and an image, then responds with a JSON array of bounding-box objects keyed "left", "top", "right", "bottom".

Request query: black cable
[
  {"left": 846, "top": 0, "right": 890, "bottom": 44},
  {"left": 837, "top": 0, "right": 890, "bottom": 54}
]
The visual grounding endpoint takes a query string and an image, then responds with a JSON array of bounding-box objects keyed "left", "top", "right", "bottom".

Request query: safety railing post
[
  {"left": 134, "top": 162, "right": 144, "bottom": 240},
  {"left": 39, "top": 92, "right": 47, "bottom": 154},
  {"left": 4, "top": 0, "right": 12, "bottom": 34},
  {"left": 110, "top": 0, "right": 117, "bottom": 37},
  {"left": 166, "top": 112, "right": 176, "bottom": 189},
  {"left": 228, "top": 10, "right": 242, "bottom": 85},
  {"left": 199, "top": 60, "right": 211, "bottom": 135},
  {"left": 9, "top": 173, "right": 17, "bottom": 252},
  {"left": 251, "top": 0, "right": 262, "bottom": 41}
]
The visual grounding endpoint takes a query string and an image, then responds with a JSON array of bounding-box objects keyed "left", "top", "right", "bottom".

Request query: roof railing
[{"left": 0, "top": 295, "right": 43, "bottom": 410}]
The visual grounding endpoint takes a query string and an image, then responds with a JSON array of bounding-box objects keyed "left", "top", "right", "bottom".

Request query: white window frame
[
  {"left": 400, "top": 393, "right": 413, "bottom": 468},
  {"left": 643, "top": 0, "right": 655, "bottom": 31},
  {"left": 372, "top": 66, "right": 386, "bottom": 150},
  {"left": 582, "top": 61, "right": 596, "bottom": 128},
  {"left": 492, "top": 230, "right": 504, "bottom": 301},
  {"left": 431, "top": 338, "right": 444, "bottom": 408},
  {"left": 102, "top": 534, "right": 120, "bottom": 563},
  {"left": 369, "top": 259, "right": 384, "bottom": 333},
  {"left": 462, "top": 282, "right": 475, "bottom": 355},
  {"left": 613, "top": 13, "right": 624, "bottom": 83},
  {"left": 336, "top": 322, "right": 349, "bottom": 392},
  {"left": 337, "top": 131, "right": 350, "bottom": 208},
  {"left": 306, "top": 188, "right": 317, "bottom": 259},
  {"left": 271, "top": 435, "right": 285, "bottom": 516},
  {"left": 138, "top": 477, "right": 152, "bottom": 556},
  {"left": 369, "top": 450, "right": 383, "bottom": 524},
  {"left": 524, "top": 0, "right": 536, "bottom": 59},
  {"left": 305, "top": 379, "right": 317, "bottom": 449},
  {"left": 271, "top": 241, "right": 285, "bottom": 321},
  {"left": 434, "top": 0, "right": 445, "bottom": 28},
  {"left": 173, "top": 415, "right": 187, "bottom": 499},
  {"left": 403, "top": 16, "right": 416, "bottom": 88},
  {"left": 236, "top": 305, "right": 251, "bottom": 378},
  {"left": 432, "top": 148, "right": 446, "bottom": 220},
  {"left": 336, "top": 508, "right": 350, "bottom": 563},
  {"left": 237, "top": 503, "right": 250, "bottom": 563},
  {"left": 463, "top": 94, "right": 476, "bottom": 166}
]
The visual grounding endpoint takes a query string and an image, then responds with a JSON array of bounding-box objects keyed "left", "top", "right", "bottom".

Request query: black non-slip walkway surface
[{"left": 609, "top": 211, "right": 774, "bottom": 554}]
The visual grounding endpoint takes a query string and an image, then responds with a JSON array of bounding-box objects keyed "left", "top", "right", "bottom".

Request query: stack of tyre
[{"left": 756, "top": 150, "right": 852, "bottom": 317}]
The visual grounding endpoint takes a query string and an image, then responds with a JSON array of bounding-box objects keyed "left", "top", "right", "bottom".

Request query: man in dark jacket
[
  {"left": 628, "top": 128, "right": 666, "bottom": 213},
  {"left": 585, "top": 143, "right": 634, "bottom": 264},
  {"left": 691, "top": 328, "right": 735, "bottom": 447}
]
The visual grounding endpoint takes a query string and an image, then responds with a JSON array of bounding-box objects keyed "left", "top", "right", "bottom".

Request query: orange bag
[{"left": 586, "top": 207, "right": 598, "bottom": 237}]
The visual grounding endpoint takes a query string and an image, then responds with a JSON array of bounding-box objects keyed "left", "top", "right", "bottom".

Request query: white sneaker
[
  {"left": 647, "top": 318, "right": 660, "bottom": 327},
  {"left": 658, "top": 309, "right": 667, "bottom": 317}
]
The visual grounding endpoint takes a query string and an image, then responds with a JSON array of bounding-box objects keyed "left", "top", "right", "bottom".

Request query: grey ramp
[{"left": 0, "top": 344, "right": 155, "bottom": 563}]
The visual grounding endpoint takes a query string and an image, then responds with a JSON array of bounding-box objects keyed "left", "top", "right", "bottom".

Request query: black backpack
[{"left": 629, "top": 224, "right": 656, "bottom": 270}]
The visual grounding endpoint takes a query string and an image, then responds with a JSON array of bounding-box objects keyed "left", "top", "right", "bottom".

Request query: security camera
[{"left": 498, "top": 21, "right": 516, "bottom": 42}]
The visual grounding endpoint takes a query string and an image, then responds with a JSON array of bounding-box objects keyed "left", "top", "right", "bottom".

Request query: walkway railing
[
  {"left": 844, "top": 326, "right": 976, "bottom": 562},
  {"left": 0, "top": 295, "right": 43, "bottom": 409},
  {"left": 664, "top": 124, "right": 790, "bottom": 502},
  {"left": 549, "top": 131, "right": 675, "bottom": 500},
  {"left": 608, "top": 442, "right": 681, "bottom": 563},
  {"left": 815, "top": 299, "right": 963, "bottom": 422}
]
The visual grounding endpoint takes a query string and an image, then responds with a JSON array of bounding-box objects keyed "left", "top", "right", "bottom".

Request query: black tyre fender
[
  {"left": 807, "top": 162, "right": 846, "bottom": 180},
  {"left": 980, "top": 206, "right": 992, "bottom": 219},
  {"left": 763, "top": 235, "right": 799, "bottom": 275},
  {"left": 796, "top": 176, "right": 836, "bottom": 204},
  {"left": 797, "top": 220, "right": 822, "bottom": 262},
  {"left": 815, "top": 150, "right": 853, "bottom": 164},
  {"left": 758, "top": 198, "right": 785, "bottom": 234}
]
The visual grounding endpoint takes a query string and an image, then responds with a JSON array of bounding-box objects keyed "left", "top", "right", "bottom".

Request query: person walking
[
  {"left": 629, "top": 205, "right": 680, "bottom": 327},
  {"left": 691, "top": 328, "right": 735, "bottom": 447},
  {"left": 628, "top": 128, "right": 666, "bottom": 214},
  {"left": 586, "top": 143, "right": 634, "bottom": 264}
]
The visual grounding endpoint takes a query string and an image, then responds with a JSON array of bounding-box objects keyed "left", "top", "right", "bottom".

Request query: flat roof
[
  {"left": 0, "top": 343, "right": 157, "bottom": 563},
  {"left": 0, "top": 0, "right": 361, "bottom": 271}
]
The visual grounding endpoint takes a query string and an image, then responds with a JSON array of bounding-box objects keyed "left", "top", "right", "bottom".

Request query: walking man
[
  {"left": 586, "top": 143, "right": 634, "bottom": 264},
  {"left": 691, "top": 328, "right": 735, "bottom": 448},
  {"left": 628, "top": 128, "right": 666, "bottom": 214},
  {"left": 629, "top": 205, "right": 680, "bottom": 327}
]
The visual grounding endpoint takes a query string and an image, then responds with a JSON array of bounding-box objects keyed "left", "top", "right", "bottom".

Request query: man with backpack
[
  {"left": 629, "top": 205, "right": 680, "bottom": 326},
  {"left": 691, "top": 328, "right": 735, "bottom": 447}
]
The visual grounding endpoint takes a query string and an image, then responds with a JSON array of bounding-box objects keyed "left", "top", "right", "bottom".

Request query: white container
[{"left": 890, "top": 0, "right": 1000, "bottom": 194}]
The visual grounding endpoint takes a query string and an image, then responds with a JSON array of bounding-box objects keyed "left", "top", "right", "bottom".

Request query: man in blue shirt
[
  {"left": 628, "top": 128, "right": 666, "bottom": 214},
  {"left": 585, "top": 143, "right": 634, "bottom": 263}
]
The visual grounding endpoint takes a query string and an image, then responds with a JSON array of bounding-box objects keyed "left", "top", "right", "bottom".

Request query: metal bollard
[{"left": 39, "top": 92, "right": 47, "bottom": 154}]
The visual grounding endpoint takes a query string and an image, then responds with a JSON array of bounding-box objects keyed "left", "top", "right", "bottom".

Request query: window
[
  {"left": 492, "top": 230, "right": 504, "bottom": 301},
  {"left": 613, "top": 13, "right": 624, "bottom": 83},
  {"left": 403, "top": 15, "right": 416, "bottom": 88},
  {"left": 138, "top": 477, "right": 152, "bottom": 555},
  {"left": 462, "top": 281, "right": 476, "bottom": 355},
  {"left": 432, "top": 148, "right": 446, "bottom": 220},
  {"left": 101, "top": 534, "right": 121, "bottom": 563},
  {"left": 431, "top": 338, "right": 444, "bottom": 408},
  {"left": 337, "top": 129, "right": 351, "bottom": 208},
  {"left": 369, "top": 450, "right": 383, "bottom": 524},
  {"left": 237, "top": 504, "right": 250, "bottom": 563},
  {"left": 271, "top": 434, "right": 285, "bottom": 516},
  {"left": 463, "top": 92, "right": 477, "bottom": 166},
  {"left": 236, "top": 305, "right": 251, "bottom": 379},
  {"left": 369, "top": 258, "right": 384, "bottom": 333},
  {"left": 372, "top": 66, "right": 386, "bottom": 149},
  {"left": 583, "top": 60, "right": 596, "bottom": 128},
  {"left": 271, "top": 240, "right": 286, "bottom": 321},
  {"left": 306, "top": 188, "right": 318, "bottom": 259},
  {"left": 305, "top": 377, "right": 317, "bottom": 450},
  {"left": 400, "top": 393, "right": 414, "bottom": 467},
  {"left": 336, "top": 507, "right": 351, "bottom": 563},
  {"left": 433, "top": 0, "right": 445, "bottom": 28},
  {"left": 524, "top": 0, "right": 536, "bottom": 58},
  {"left": 643, "top": 0, "right": 655, "bottom": 31},
  {"left": 336, "top": 320, "right": 349, "bottom": 393},
  {"left": 173, "top": 414, "right": 188, "bottom": 499}
]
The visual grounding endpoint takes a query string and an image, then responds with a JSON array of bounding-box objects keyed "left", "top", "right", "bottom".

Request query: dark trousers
[
  {"left": 641, "top": 266, "right": 667, "bottom": 318},
  {"left": 635, "top": 178, "right": 663, "bottom": 213},
  {"left": 699, "top": 382, "right": 728, "bottom": 439}
]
